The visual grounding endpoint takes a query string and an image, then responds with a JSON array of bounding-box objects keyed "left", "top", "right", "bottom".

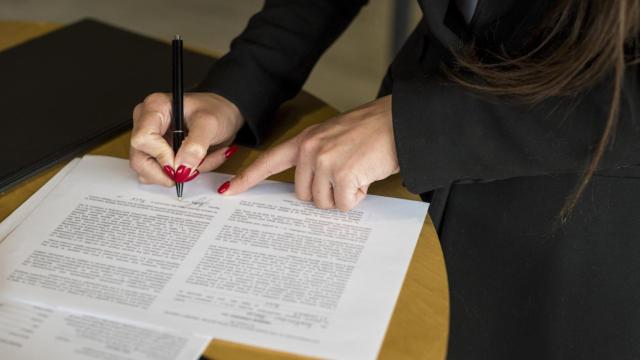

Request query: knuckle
[
  {"left": 143, "top": 92, "right": 168, "bottom": 106},
  {"left": 132, "top": 103, "right": 143, "bottom": 120},
  {"left": 235, "top": 171, "right": 253, "bottom": 187},
  {"left": 182, "top": 141, "right": 208, "bottom": 160},
  {"left": 129, "top": 132, "right": 149, "bottom": 149},
  {"left": 129, "top": 134, "right": 142, "bottom": 149},
  {"left": 190, "top": 110, "right": 216, "bottom": 122},
  {"left": 191, "top": 112, "right": 221, "bottom": 136},
  {"left": 255, "top": 155, "right": 275, "bottom": 177},
  {"left": 299, "top": 137, "right": 319, "bottom": 155},
  {"left": 334, "top": 168, "right": 353, "bottom": 186},
  {"left": 191, "top": 111, "right": 220, "bottom": 132},
  {"left": 129, "top": 159, "right": 140, "bottom": 172},
  {"left": 315, "top": 151, "right": 333, "bottom": 169},
  {"left": 141, "top": 110, "right": 166, "bottom": 128},
  {"left": 300, "top": 124, "right": 319, "bottom": 137},
  {"left": 235, "top": 172, "right": 247, "bottom": 183},
  {"left": 155, "top": 150, "right": 172, "bottom": 164}
]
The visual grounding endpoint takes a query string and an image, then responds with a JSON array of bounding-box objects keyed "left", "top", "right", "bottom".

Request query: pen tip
[{"left": 178, "top": 197, "right": 182, "bottom": 201}]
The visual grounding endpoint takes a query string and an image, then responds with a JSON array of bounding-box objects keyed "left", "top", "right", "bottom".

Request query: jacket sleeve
[
  {"left": 196, "top": 0, "right": 367, "bottom": 146},
  {"left": 388, "top": 0, "right": 640, "bottom": 194},
  {"left": 391, "top": 64, "right": 640, "bottom": 194}
]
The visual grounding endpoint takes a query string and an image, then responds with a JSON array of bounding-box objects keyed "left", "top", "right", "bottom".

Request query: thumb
[
  {"left": 174, "top": 114, "right": 224, "bottom": 171},
  {"left": 174, "top": 135, "right": 208, "bottom": 171},
  {"left": 221, "top": 137, "right": 300, "bottom": 196}
]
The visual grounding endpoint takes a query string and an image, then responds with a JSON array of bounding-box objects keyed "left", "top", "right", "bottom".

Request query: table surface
[{"left": 0, "top": 21, "right": 449, "bottom": 360}]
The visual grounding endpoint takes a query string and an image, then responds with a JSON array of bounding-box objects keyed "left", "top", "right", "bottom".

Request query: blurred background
[{"left": 0, "top": 0, "right": 420, "bottom": 111}]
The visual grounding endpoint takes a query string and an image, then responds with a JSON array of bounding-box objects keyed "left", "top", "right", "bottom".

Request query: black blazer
[
  {"left": 198, "top": 1, "right": 640, "bottom": 359},
  {"left": 198, "top": 0, "right": 640, "bottom": 225}
]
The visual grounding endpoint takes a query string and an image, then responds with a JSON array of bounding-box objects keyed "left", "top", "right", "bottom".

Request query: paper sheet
[
  {"left": 0, "top": 299, "right": 209, "bottom": 360},
  {"left": 0, "top": 155, "right": 428, "bottom": 359},
  {"left": 0, "top": 158, "right": 81, "bottom": 241}
]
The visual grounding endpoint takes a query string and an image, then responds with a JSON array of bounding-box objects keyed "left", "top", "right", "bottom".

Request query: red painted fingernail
[
  {"left": 217, "top": 181, "right": 230, "bottom": 194},
  {"left": 174, "top": 166, "right": 185, "bottom": 182},
  {"left": 174, "top": 165, "right": 192, "bottom": 182},
  {"left": 224, "top": 145, "right": 238, "bottom": 159},
  {"left": 184, "top": 170, "right": 200, "bottom": 182},
  {"left": 162, "top": 165, "right": 175, "bottom": 180}
]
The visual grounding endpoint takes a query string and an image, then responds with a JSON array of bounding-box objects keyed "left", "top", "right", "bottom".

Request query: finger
[
  {"left": 130, "top": 96, "right": 174, "bottom": 167},
  {"left": 311, "top": 166, "right": 335, "bottom": 209},
  {"left": 198, "top": 144, "right": 237, "bottom": 172},
  {"left": 224, "top": 138, "right": 300, "bottom": 196},
  {"left": 175, "top": 113, "right": 224, "bottom": 170},
  {"left": 130, "top": 148, "right": 174, "bottom": 187},
  {"left": 294, "top": 162, "right": 314, "bottom": 202},
  {"left": 294, "top": 137, "right": 319, "bottom": 202},
  {"left": 356, "top": 185, "right": 369, "bottom": 203},
  {"left": 134, "top": 93, "right": 172, "bottom": 123},
  {"left": 334, "top": 183, "right": 368, "bottom": 211}
]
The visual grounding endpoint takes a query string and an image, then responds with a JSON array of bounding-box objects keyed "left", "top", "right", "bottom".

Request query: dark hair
[{"left": 448, "top": 0, "right": 640, "bottom": 222}]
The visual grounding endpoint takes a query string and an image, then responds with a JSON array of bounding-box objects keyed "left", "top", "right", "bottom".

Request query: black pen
[{"left": 171, "top": 34, "right": 185, "bottom": 200}]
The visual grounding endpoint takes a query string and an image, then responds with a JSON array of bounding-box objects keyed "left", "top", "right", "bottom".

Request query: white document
[
  {"left": 0, "top": 158, "right": 80, "bottom": 241},
  {"left": 0, "top": 299, "right": 209, "bottom": 360},
  {"left": 0, "top": 155, "right": 428, "bottom": 359}
]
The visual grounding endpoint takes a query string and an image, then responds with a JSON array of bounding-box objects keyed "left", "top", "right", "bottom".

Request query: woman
[{"left": 129, "top": 0, "right": 640, "bottom": 358}]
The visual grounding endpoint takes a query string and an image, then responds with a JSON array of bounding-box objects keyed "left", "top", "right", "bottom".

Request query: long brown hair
[{"left": 449, "top": 0, "right": 640, "bottom": 222}]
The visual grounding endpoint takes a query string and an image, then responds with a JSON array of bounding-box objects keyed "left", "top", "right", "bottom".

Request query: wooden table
[{"left": 0, "top": 21, "right": 449, "bottom": 360}]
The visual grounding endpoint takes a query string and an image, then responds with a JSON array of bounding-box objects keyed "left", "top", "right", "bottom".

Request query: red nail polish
[
  {"left": 175, "top": 165, "right": 192, "bottom": 182},
  {"left": 217, "top": 181, "right": 230, "bottom": 194},
  {"left": 184, "top": 170, "right": 200, "bottom": 182},
  {"left": 174, "top": 167, "right": 184, "bottom": 182},
  {"left": 179, "top": 169, "right": 193, "bottom": 182},
  {"left": 162, "top": 165, "right": 175, "bottom": 180},
  {"left": 224, "top": 145, "right": 238, "bottom": 159}
]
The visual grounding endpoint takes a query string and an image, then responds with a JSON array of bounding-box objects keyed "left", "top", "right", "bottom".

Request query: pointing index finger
[{"left": 224, "top": 137, "right": 300, "bottom": 196}]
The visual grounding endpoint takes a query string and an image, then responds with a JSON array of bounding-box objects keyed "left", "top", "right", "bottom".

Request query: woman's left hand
[{"left": 220, "top": 95, "right": 399, "bottom": 211}]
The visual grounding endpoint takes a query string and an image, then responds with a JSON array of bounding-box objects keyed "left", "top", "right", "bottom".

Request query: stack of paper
[{"left": 0, "top": 156, "right": 428, "bottom": 359}]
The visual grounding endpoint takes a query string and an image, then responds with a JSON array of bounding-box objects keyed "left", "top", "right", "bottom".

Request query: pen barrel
[
  {"left": 172, "top": 130, "right": 184, "bottom": 154},
  {"left": 171, "top": 38, "right": 184, "bottom": 132}
]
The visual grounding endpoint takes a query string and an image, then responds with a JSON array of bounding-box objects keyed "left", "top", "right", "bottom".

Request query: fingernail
[
  {"left": 184, "top": 170, "right": 200, "bottom": 182},
  {"left": 224, "top": 144, "right": 238, "bottom": 159},
  {"left": 162, "top": 165, "right": 175, "bottom": 180},
  {"left": 217, "top": 181, "right": 230, "bottom": 194},
  {"left": 174, "top": 165, "right": 192, "bottom": 182}
]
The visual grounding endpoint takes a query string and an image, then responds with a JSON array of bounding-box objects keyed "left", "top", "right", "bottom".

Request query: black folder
[{"left": 0, "top": 19, "right": 215, "bottom": 193}]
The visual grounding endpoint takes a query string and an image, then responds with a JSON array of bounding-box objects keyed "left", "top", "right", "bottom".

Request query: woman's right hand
[{"left": 129, "top": 92, "right": 244, "bottom": 186}]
